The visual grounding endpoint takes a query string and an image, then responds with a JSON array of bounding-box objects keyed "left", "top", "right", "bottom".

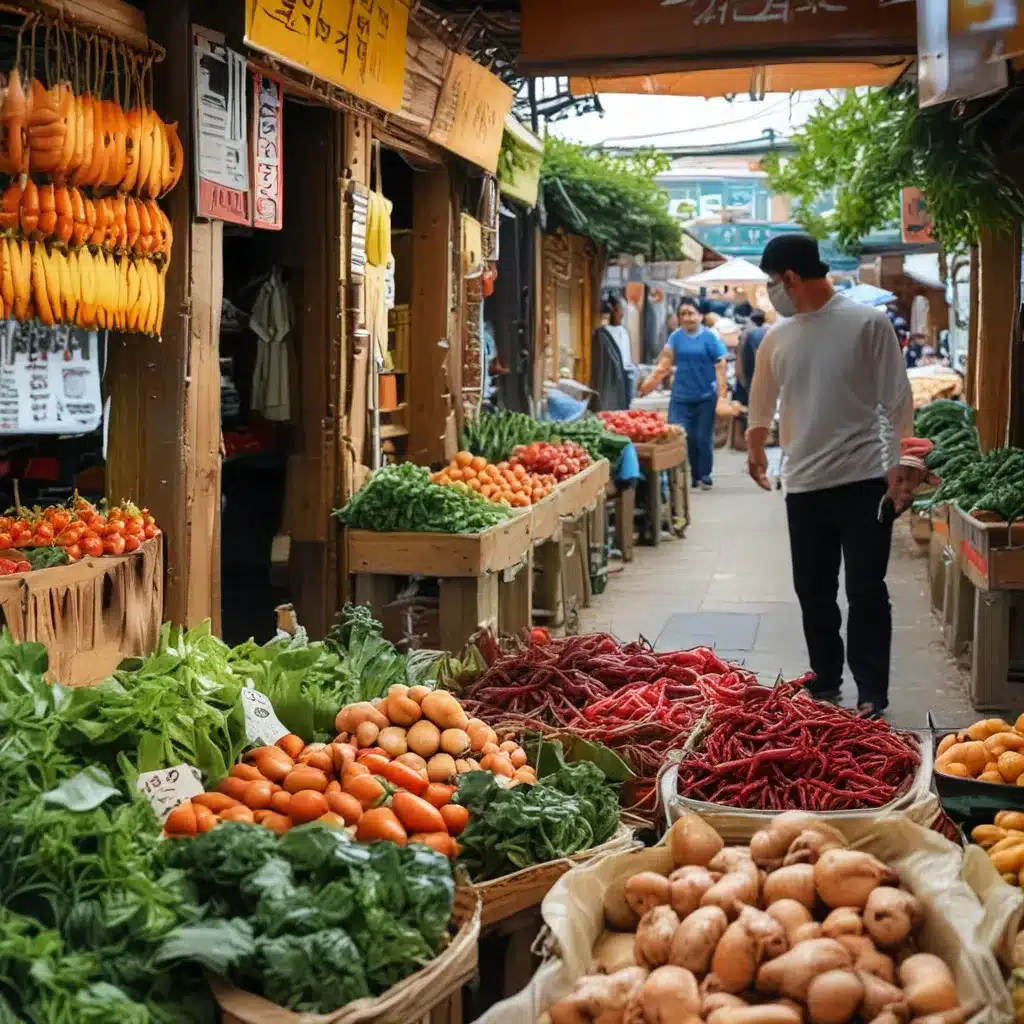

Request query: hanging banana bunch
[{"left": 0, "top": 19, "right": 176, "bottom": 337}]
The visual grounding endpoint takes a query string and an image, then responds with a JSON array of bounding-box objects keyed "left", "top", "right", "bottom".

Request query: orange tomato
[
  {"left": 439, "top": 803, "right": 470, "bottom": 836},
  {"left": 276, "top": 734, "right": 307, "bottom": 759},
  {"left": 448, "top": 467, "right": 464, "bottom": 481},
  {"left": 194, "top": 792, "right": 240, "bottom": 813},
  {"left": 271, "top": 790, "right": 293, "bottom": 815},
  {"left": 410, "top": 832, "right": 458, "bottom": 858},
  {"left": 467, "top": 478, "right": 481, "bottom": 492},
  {"left": 455, "top": 451, "right": 473, "bottom": 467},
  {"left": 255, "top": 811, "right": 292, "bottom": 835},
  {"left": 290, "top": 790, "right": 330, "bottom": 824},
  {"left": 230, "top": 764, "right": 265, "bottom": 783},
  {"left": 424, "top": 783, "right": 456, "bottom": 808},
  {"left": 356, "top": 807, "right": 408, "bottom": 845},
  {"left": 319, "top": 812, "right": 349, "bottom": 828},
  {"left": 217, "top": 777, "right": 250, "bottom": 801},
  {"left": 356, "top": 746, "right": 390, "bottom": 762},
  {"left": 470, "top": 456, "right": 487, "bottom": 472},
  {"left": 165, "top": 801, "right": 198, "bottom": 836},
  {"left": 283, "top": 766, "right": 329, "bottom": 794},
  {"left": 219, "top": 805, "right": 256, "bottom": 824},
  {"left": 242, "top": 780, "right": 275, "bottom": 810},
  {"left": 344, "top": 761, "right": 371, "bottom": 780},
  {"left": 344, "top": 773, "right": 387, "bottom": 809},
  {"left": 194, "top": 804, "right": 218, "bottom": 833},
  {"left": 327, "top": 789, "right": 364, "bottom": 824},
  {"left": 359, "top": 753, "right": 391, "bottom": 775},
  {"left": 391, "top": 792, "right": 446, "bottom": 834},
  {"left": 381, "top": 760, "right": 429, "bottom": 797}
]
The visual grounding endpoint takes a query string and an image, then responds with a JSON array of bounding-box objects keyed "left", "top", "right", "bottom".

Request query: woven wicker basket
[
  {"left": 213, "top": 887, "right": 481, "bottom": 1024},
  {"left": 462, "top": 823, "right": 637, "bottom": 929}
]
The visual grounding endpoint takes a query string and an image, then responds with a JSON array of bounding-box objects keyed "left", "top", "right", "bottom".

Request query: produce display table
[
  {"left": 950, "top": 507, "right": 1024, "bottom": 710},
  {"left": 634, "top": 435, "right": 689, "bottom": 547},
  {"left": 0, "top": 536, "right": 164, "bottom": 687},
  {"left": 530, "top": 460, "right": 611, "bottom": 634},
  {"left": 348, "top": 515, "right": 533, "bottom": 652}
]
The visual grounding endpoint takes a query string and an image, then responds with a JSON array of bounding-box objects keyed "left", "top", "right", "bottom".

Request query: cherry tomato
[
  {"left": 81, "top": 536, "right": 103, "bottom": 558},
  {"left": 103, "top": 534, "right": 126, "bottom": 556}
]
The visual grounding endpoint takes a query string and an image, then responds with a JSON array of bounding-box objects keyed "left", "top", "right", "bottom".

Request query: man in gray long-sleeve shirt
[{"left": 747, "top": 235, "right": 914, "bottom": 718}]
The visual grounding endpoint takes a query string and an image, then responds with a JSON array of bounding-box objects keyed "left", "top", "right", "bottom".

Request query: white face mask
[{"left": 768, "top": 280, "right": 797, "bottom": 318}]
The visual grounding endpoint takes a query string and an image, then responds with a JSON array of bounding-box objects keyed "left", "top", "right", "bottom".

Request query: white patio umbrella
[{"left": 676, "top": 258, "right": 770, "bottom": 288}]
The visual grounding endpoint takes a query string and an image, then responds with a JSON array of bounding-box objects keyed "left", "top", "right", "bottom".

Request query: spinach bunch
[
  {"left": 57, "top": 622, "right": 248, "bottom": 784},
  {"left": 159, "top": 824, "right": 456, "bottom": 1015},
  {"left": 0, "top": 635, "right": 215, "bottom": 1023},
  {"left": 453, "top": 762, "right": 620, "bottom": 881},
  {"left": 334, "top": 462, "right": 510, "bottom": 534}
]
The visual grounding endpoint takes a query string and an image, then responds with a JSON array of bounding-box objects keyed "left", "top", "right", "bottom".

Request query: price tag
[
  {"left": 241, "top": 687, "right": 289, "bottom": 745},
  {"left": 137, "top": 764, "right": 204, "bottom": 823}
]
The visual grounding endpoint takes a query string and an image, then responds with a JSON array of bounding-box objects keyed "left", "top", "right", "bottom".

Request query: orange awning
[{"left": 570, "top": 60, "right": 910, "bottom": 98}]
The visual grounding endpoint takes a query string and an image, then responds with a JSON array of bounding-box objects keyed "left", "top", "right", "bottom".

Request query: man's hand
[
  {"left": 886, "top": 465, "right": 918, "bottom": 516},
  {"left": 748, "top": 446, "right": 772, "bottom": 491}
]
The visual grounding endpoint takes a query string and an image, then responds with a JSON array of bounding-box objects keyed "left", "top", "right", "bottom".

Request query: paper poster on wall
[
  {"left": 0, "top": 322, "right": 102, "bottom": 436},
  {"left": 901, "top": 187, "right": 935, "bottom": 245},
  {"left": 194, "top": 30, "right": 250, "bottom": 224},
  {"left": 251, "top": 73, "right": 284, "bottom": 230},
  {"left": 245, "top": 0, "right": 409, "bottom": 113}
]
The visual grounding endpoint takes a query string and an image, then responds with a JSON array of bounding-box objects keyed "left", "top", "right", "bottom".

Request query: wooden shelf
[{"left": 380, "top": 425, "right": 409, "bottom": 440}]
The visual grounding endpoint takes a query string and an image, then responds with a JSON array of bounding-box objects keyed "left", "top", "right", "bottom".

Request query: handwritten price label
[
  {"left": 137, "top": 764, "right": 204, "bottom": 824},
  {"left": 241, "top": 687, "right": 289, "bottom": 745}
]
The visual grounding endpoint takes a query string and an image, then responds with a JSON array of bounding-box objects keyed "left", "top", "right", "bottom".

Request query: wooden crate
[
  {"left": 956, "top": 508, "right": 1024, "bottom": 592},
  {"left": 0, "top": 537, "right": 163, "bottom": 687},
  {"left": 346, "top": 515, "right": 532, "bottom": 577},
  {"left": 908, "top": 510, "right": 931, "bottom": 544},
  {"left": 530, "top": 490, "right": 561, "bottom": 545},
  {"left": 634, "top": 435, "right": 686, "bottom": 473},
  {"left": 929, "top": 505, "right": 951, "bottom": 616},
  {"left": 555, "top": 459, "right": 611, "bottom": 517}
]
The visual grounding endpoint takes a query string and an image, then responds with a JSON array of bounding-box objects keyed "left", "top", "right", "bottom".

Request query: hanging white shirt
[{"left": 250, "top": 268, "right": 292, "bottom": 423}]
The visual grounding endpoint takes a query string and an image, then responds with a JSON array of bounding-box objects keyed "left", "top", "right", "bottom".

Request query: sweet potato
[
  {"left": 805, "top": 969, "right": 863, "bottom": 1024},
  {"left": 813, "top": 849, "right": 897, "bottom": 909},
  {"left": 756, "top": 938, "right": 852, "bottom": 1002},
  {"left": 899, "top": 953, "right": 959, "bottom": 1015},
  {"left": 669, "top": 905, "right": 728, "bottom": 976},
  {"left": 862, "top": 887, "right": 923, "bottom": 949},
  {"left": 668, "top": 814, "right": 724, "bottom": 868},
  {"left": 635, "top": 905, "right": 680, "bottom": 970}
]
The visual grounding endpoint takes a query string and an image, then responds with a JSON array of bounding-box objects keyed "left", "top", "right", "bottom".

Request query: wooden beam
[
  {"left": 409, "top": 165, "right": 454, "bottom": 465},
  {"left": 107, "top": 0, "right": 192, "bottom": 625},
  {"left": 975, "top": 225, "right": 1021, "bottom": 451}
]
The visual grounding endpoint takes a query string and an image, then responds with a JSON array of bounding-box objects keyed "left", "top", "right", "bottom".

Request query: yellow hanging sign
[{"left": 245, "top": 0, "right": 409, "bottom": 113}]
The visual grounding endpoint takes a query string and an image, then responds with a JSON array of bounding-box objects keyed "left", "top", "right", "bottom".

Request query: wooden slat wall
[
  {"left": 107, "top": 1, "right": 196, "bottom": 625},
  {"left": 409, "top": 166, "right": 454, "bottom": 465},
  {"left": 974, "top": 225, "right": 1021, "bottom": 452}
]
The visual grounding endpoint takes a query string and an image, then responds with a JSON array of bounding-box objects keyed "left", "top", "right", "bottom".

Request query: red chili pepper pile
[
  {"left": 460, "top": 633, "right": 922, "bottom": 822},
  {"left": 597, "top": 409, "right": 678, "bottom": 444},
  {"left": 460, "top": 633, "right": 758, "bottom": 817},
  {"left": 509, "top": 441, "right": 592, "bottom": 482},
  {"left": 675, "top": 674, "right": 921, "bottom": 812}
]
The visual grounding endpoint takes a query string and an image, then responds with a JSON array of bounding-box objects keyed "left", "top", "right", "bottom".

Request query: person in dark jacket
[{"left": 590, "top": 298, "right": 632, "bottom": 411}]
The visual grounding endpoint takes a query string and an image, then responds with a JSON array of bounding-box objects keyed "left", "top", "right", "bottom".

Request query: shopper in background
[
  {"left": 590, "top": 296, "right": 634, "bottom": 411},
  {"left": 733, "top": 308, "right": 767, "bottom": 407},
  {"left": 639, "top": 297, "right": 727, "bottom": 490},
  {"left": 746, "top": 234, "right": 914, "bottom": 719}
]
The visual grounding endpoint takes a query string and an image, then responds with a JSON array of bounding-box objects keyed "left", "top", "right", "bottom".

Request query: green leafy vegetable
[{"left": 453, "top": 762, "right": 620, "bottom": 881}]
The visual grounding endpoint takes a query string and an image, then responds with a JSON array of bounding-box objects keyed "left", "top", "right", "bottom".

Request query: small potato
[
  {"left": 940, "top": 762, "right": 970, "bottom": 778},
  {"left": 355, "top": 721, "right": 380, "bottom": 748},
  {"left": 427, "top": 753, "right": 457, "bottom": 783},
  {"left": 510, "top": 747, "right": 529, "bottom": 768},
  {"left": 407, "top": 685, "right": 432, "bottom": 704},
  {"left": 979, "top": 771, "right": 1005, "bottom": 784},
  {"left": 999, "top": 750, "right": 1024, "bottom": 783},
  {"left": 441, "top": 728, "right": 471, "bottom": 757},
  {"left": 378, "top": 726, "right": 409, "bottom": 757},
  {"left": 396, "top": 752, "right": 428, "bottom": 773},
  {"left": 388, "top": 695, "right": 423, "bottom": 728}
]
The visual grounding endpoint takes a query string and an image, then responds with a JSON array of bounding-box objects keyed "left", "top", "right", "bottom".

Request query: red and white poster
[{"left": 251, "top": 73, "right": 284, "bottom": 231}]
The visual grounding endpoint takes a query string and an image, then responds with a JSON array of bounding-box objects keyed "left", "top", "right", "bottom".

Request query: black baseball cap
[{"left": 759, "top": 233, "right": 830, "bottom": 279}]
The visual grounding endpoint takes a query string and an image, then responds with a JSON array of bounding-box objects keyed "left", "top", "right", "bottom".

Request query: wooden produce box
[
  {"left": 908, "top": 509, "right": 931, "bottom": 544},
  {"left": 529, "top": 490, "right": 561, "bottom": 546},
  {"left": 346, "top": 514, "right": 532, "bottom": 578},
  {"left": 0, "top": 537, "right": 164, "bottom": 687},
  {"left": 956, "top": 507, "right": 1024, "bottom": 591},
  {"left": 634, "top": 434, "right": 686, "bottom": 472},
  {"left": 555, "top": 459, "right": 611, "bottom": 518}
]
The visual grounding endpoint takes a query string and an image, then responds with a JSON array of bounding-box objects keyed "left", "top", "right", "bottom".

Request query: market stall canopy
[
  {"left": 842, "top": 283, "right": 897, "bottom": 307},
  {"left": 518, "top": 0, "right": 918, "bottom": 78},
  {"left": 569, "top": 59, "right": 910, "bottom": 98},
  {"left": 675, "top": 258, "right": 769, "bottom": 288}
]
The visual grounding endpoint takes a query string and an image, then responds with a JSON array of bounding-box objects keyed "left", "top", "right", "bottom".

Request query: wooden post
[
  {"left": 410, "top": 166, "right": 454, "bottom": 465},
  {"left": 107, "top": 4, "right": 220, "bottom": 628},
  {"left": 439, "top": 576, "right": 498, "bottom": 652},
  {"left": 974, "top": 225, "right": 1021, "bottom": 451}
]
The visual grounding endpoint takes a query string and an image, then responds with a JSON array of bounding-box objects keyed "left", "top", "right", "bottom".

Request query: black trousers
[{"left": 785, "top": 478, "right": 893, "bottom": 707}]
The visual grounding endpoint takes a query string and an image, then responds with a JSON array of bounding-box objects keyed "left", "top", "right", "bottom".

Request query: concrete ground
[{"left": 580, "top": 448, "right": 976, "bottom": 732}]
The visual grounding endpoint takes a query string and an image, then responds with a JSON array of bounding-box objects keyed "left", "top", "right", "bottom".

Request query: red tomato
[
  {"left": 143, "top": 524, "right": 158, "bottom": 540},
  {"left": 14, "top": 561, "right": 31, "bottom": 573},
  {"left": 34, "top": 523, "right": 53, "bottom": 543},
  {"left": 0, "top": 533, "right": 14, "bottom": 551},
  {"left": 123, "top": 535, "right": 141, "bottom": 553},
  {"left": 81, "top": 536, "right": 103, "bottom": 558},
  {"left": 66, "top": 543, "right": 82, "bottom": 561},
  {"left": 103, "top": 534, "right": 126, "bottom": 556}
]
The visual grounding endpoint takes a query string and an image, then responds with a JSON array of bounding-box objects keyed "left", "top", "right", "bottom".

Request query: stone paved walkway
[{"left": 581, "top": 449, "right": 976, "bottom": 732}]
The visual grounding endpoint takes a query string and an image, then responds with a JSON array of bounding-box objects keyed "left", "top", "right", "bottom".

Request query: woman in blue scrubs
[{"left": 639, "top": 298, "right": 728, "bottom": 489}]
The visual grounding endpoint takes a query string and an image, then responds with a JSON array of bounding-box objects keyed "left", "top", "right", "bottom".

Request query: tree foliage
[
  {"left": 540, "top": 137, "right": 682, "bottom": 259},
  {"left": 762, "top": 86, "right": 1024, "bottom": 252}
]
